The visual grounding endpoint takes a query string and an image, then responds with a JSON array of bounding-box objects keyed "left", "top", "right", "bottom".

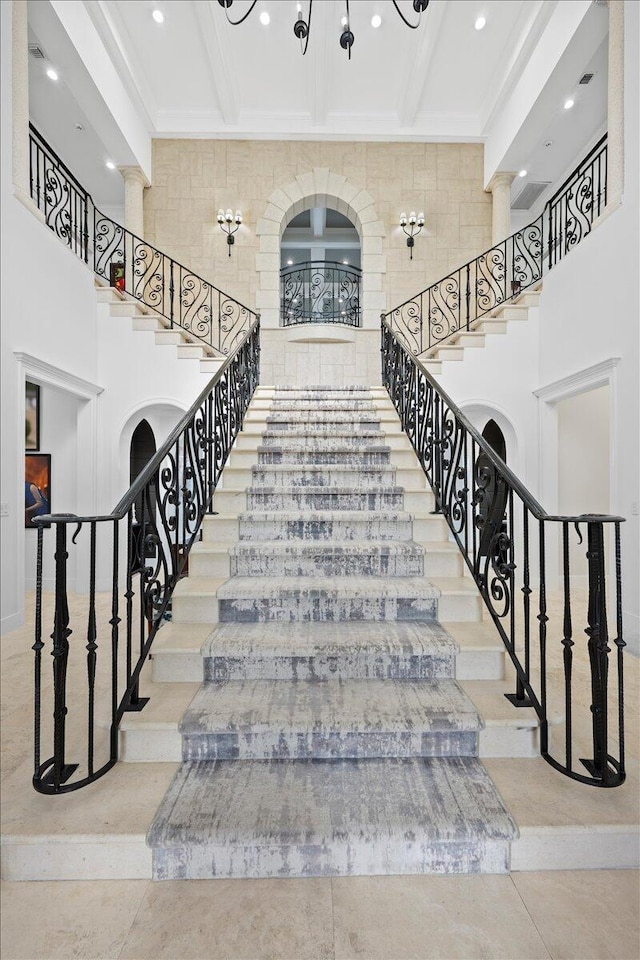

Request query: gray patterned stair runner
[{"left": 148, "top": 386, "right": 517, "bottom": 879}]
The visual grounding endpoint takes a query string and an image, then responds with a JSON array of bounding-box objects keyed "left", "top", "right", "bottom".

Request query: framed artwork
[
  {"left": 25, "top": 381, "right": 40, "bottom": 451},
  {"left": 25, "top": 453, "right": 51, "bottom": 529},
  {"left": 110, "top": 261, "right": 125, "bottom": 291}
]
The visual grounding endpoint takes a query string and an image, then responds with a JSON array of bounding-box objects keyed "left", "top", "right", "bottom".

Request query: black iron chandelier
[{"left": 217, "top": 1, "right": 430, "bottom": 59}]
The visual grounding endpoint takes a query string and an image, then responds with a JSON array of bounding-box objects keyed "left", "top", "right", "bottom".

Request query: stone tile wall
[{"left": 144, "top": 140, "right": 491, "bottom": 324}]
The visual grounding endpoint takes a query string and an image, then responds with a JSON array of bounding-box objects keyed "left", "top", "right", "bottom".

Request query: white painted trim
[
  {"left": 533, "top": 357, "right": 621, "bottom": 403},
  {"left": 13, "top": 353, "right": 104, "bottom": 399}
]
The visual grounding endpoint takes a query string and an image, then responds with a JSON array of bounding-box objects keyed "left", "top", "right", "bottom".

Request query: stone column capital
[
  {"left": 118, "top": 165, "right": 151, "bottom": 189},
  {"left": 485, "top": 171, "right": 517, "bottom": 194}
]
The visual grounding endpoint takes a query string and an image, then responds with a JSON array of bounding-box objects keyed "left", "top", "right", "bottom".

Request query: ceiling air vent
[
  {"left": 579, "top": 73, "right": 595, "bottom": 84},
  {"left": 28, "top": 43, "right": 46, "bottom": 59},
  {"left": 511, "top": 182, "right": 551, "bottom": 211}
]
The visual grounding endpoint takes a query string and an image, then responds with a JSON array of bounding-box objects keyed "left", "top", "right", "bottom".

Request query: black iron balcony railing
[
  {"left": 31, "top": 320, "right": 260, "bottom": 794},
  {"left": 382, "top": 317, "right": 625, "bottom": 787},
  {"left": 29, "top": 124, "right": 257, "bottom": 355},
  {"left": 281, "top": 260, "right": 361, "bottom": 327},
  {"left": 385, "top": 135, "right": 607, "bottom": 356}
]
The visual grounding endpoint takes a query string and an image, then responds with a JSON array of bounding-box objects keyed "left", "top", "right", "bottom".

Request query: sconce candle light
[
  {"left": 400, "top": 210, "right": 425, "bottom": 259},
  {"left": 217, "top": 208, "right": 242, "bottom": 256}
]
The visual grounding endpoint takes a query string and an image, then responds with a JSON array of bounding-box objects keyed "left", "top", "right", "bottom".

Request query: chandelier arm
[
  {"left": 391, "top": 0, "right": 424, "bottom": 29},
  {"left": 219, "top": 0, "right": 258, "bottom": 27}
]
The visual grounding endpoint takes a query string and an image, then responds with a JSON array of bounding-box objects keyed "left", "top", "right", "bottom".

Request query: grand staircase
[{"left": 146, "top": 386, "right": 518, "bottom": 879}]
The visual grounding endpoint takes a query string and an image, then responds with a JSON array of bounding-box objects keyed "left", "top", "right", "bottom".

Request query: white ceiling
[{"left": 26, "top": 0, "right": 609, "bottom": 209}]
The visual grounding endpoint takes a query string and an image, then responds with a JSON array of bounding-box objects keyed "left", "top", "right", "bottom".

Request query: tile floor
[
  {"left": 2, "top": 591, "right": 639, "bottom": 959},
  {"left": 1, "top": 870, "right": 639, "bottom": 959}
]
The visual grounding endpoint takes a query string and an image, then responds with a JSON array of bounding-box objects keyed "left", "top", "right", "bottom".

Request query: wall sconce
[
  {"left": 400, "top": 211, "right": 425, "bottom": 259},
  {"left": 217, "top": 208, "right": 242, "bottom": 256}
]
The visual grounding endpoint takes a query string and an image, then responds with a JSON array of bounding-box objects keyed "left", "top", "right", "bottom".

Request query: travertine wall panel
[{"left": 145, "top": 139, "right": 491, "bottom": 321}]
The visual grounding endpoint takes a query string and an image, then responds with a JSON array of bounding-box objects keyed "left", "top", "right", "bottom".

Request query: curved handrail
[
  {"left": 280, "top": 259, "right": 362, "bottom": 328},
  {"left": 382, "top": 316, "right": 626, "bottom": 787},
  {"left": 29, "top": 123, "right": 257, "bottom": 354},
  {"left": 384, "top": 135, "right": 607, "bottom": 355}
]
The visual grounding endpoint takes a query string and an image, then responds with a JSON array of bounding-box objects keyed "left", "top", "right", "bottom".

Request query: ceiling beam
[
  {"left": 397, "top": 0, "right": 448, "bottom": 128},
  {"left": 194, "top": 0, "right": 239, "bottom": 126},
  {"left": 311, "top": 207, "right": 326, "bottom": 237}
]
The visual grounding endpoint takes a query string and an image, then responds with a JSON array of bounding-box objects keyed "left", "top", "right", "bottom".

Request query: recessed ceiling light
[
  {"left": 259, "top": 11, "right": 270, "bottom": 25},
  {"left": 544, "top": 140, "right": 553, "bottom": 147},
  {"left": 46, "top": 67, "right": 58, "bottom": 81},
  {"left": 74, "top": 122, "right": 85, "bottom": 132},
  {"left": 371, "top": 14, "right": 382, "bottom": 28},
  {"left": 343, "top": 260, "right": 349, "bottom": 264},
  {"left": 152, "top": 9, "right": 164, "bottom": 24},
  {"left": 287, "top": 259, "right": 293, "bottom": 265},
  {"left": 564, "top": 98, "right": 575, "bottom": 110},
  {"left": 474, "top": 16, "right": 486, "bottom": 31},
  {"left": 105, "top": 160, "right": 116, "bottom": 170},
  {"left": 518, "top": 169, "right": 527, "bottom": 177}
]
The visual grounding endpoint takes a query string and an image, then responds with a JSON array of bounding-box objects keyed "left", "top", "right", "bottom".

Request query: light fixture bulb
[
  {"left": 235, "top": 211, "right": 242, "bottom": 224},
  {"left": 105, "top": 160, "right": 115, "bottom": 170},
  {"left": 46, "top": 67, "right": 58, "bottom": 81},
  {"left": 475, "top": 16, "right": 486, "bottom": 31},
  {"left": 296, "top": 1, "right": 302, "bottom": 10},
  {"left": 371, "top": 14, "right": 382, "bottom": 28},
  {"left": 217, "top": 209, "right": 224, "bottom": 223},
  {"left": 400, "top": 212, "right": 407, "bottom": 226},
  {"left": 518, "top": 169, "right": 527, "bottom": 177},
  {"left": 259, "top": 11, "right": 270, "bottom": 25},
  {"left": 418, "top": 213, "right": 425, "bottom": 226},
  {"left": 152, "top": 9, "right": 164, "bottom": 24},
  {"left": 225, "top": 209, "right": 233, "bottom": 222},
  {"left": 287, "top": 259, "right": 293, "bottom": 265},
  {"left": 341, "top": 15, "right": 348, "bottom": 27},
  {"left": 343, "top": 260, "right": 349, "bottom": 264},
  {"left": 564, "top": 99, "right": 575, "bottom": 110}
]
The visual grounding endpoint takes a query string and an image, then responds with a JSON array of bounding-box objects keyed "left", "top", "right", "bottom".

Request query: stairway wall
[{"left": 144, "top": 139, "right": 492, "bottom": 325}]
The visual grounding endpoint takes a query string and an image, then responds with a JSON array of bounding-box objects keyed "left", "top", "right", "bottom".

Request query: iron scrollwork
[{"left": 281, "top": 261, "right": 361, "bottom": 327}]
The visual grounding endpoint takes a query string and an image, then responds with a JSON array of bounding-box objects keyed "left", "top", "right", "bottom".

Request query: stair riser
[
  {"left": 256, "top": 450, "right": 392, "bottom": 465},
  {"left": 263, "top": 402, "right": 376, "bottom": 412},
  {"left": 265, "top": 415, "right": 382, "bottom": 426},
  {"left": 203, "top": 652, "right": 455, "bottom": 682},
  {"left": 152, "top": 840, "right": 511, "bottom": 880},
  {"left": 171, "top": 595, "right": 219, "bottom": 624},
  {"left": 257, "top": 435, "right": 390, "bottom": 449},
  {"left": 181, "top": 730, "right": 479, "bottom": 761},
  {"left": 218, "top": 596, "right": 438, "bottom": 623},
  {"left": 245, "top": 490, "right": 406, "bottom": 510},
  {"left": 249, "top": 468, "right": 398, "bottom": 487},
  {"left": 238, "top": 517, "right": 413, "bottom": 541},
  {"left": 230, "top": 550, "right": 424, "bottom": 578}
]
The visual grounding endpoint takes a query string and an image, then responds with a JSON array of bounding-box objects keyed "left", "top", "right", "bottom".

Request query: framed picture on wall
[
  {"left": 25, "top": 453, "right": 51, "bottom": 529},
  {"left": 25, "top": 381, "right": 40, "bottom": 451}
]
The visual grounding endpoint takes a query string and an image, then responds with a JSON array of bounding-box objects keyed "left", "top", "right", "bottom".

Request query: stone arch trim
[{"left": 255, "top": 168, "right": 386, "bottom": 330}]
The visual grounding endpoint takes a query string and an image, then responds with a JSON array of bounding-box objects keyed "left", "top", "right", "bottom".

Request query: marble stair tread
[
  {"left": 180, "top": 678, "right": 484, "bottom": 737},
  {"left": 147, "top": 757, "right": 518, "bottom": 878},
  {"left": 246, "top": 487, "right": 405, "bottom": 510},
  {"left": 257, "top": 448, "right": 392, "bottom": 464},
  {"left": 152, "top": 622, "right": 214, "bottom": 653},
  {"left": 249, "top": 466, "right": 398, "bottom": 486},
  {"left": 229, "top": 540, "right": 424, "bottom": 578},
  {"left": 202, "top": 621, "right": 458, "bottom": 659},
  {"left": 229, "top": 540, "right": 423, "bottom": 559},
  {"left": 120, "top": 683, "right": 200, "bottom": 729},
  {"left": 238, "top": 509, "right": 412, "bottom": 524},
  {"left": 201, "top": 620, "right": 458, "bottom": 681}
]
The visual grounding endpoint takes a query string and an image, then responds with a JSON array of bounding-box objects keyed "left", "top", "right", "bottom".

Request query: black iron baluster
[
  {"left": 561, "top": 521, "right": 574, "bottom": 771},
  {"left": 32, "top": 523, "right": 45, "bottom": 782},
  {"left": 613, "top": 521, "right": 625, "bottom": 777},
  {"left": 170, "top": 260, "right": 175, "bottom": 329},
  {"left": 46, "top": 522, "right": 78, "bottom": 788},
  {"left": 538, "top": 521, "right": 549, "bottom": 755},
  {"left": 581, "top": 520, "right": 611, "bottom": 783},
  {"left": 86, "top": 522, "right": 98, "bottom": 776},
  {"left": 522, "top": 506, "right": 532, "bottom": 693},
  {"left": 110, "top": 519, "right": 120, "bottom": 761}
]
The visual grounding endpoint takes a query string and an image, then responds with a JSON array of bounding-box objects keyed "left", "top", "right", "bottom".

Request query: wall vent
[
  {"left": 511, "top": 182, "right": 551, "bottom": 211},
  {"left": 579, "top": 73, "right": 595, "bottom": 84},
  {"left": 28, "top": 43, "right": 46, "bottom": 59}
]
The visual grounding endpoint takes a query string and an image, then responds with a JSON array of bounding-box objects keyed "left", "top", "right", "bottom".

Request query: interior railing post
[
  {"left": 581, "top": 520, "right": 611, "bottom": 783},
  {"left": 109, "top": 519, "right": 120, "bottom": 761},
  {"left": 32, "top": 523, "right": 45, "bottom": 784},
  {"left": 169, "top": 260, "right": 175, "bottom": 328},
  {"left": 45, "top": 522, "right": 78, "bottom": 788},
  {"left": 561, "top": 520, "right": 574, "bottom": 772},
  {"left": 613, "top": 521, "right": 625, "bottom": 777}
]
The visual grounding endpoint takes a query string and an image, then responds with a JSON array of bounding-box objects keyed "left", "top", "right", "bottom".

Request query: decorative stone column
[
  {"left": 607, "top": 0, "right": 624, "bottom": 208},
  {"left": 12, "top": 0, "right": 30, "bottom": 203},
  {"left": 118, "top": 166, "right": 150, "bottom": 238},
  {"left": 486, "top": 172, "right": 516, "bottom": 246}
]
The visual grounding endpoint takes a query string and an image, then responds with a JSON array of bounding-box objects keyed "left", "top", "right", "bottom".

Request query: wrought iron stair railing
[
  {"left": 29, "top": 123, "right": 257, "bottom": 355},
  {"left": 384, "top": 135, "right": 607, "bottom": 355},
  {"left": 382, "top": 317, "right": 625, "bottom": 787},
  {"left": 280, "top": 260, "right": 362, "bottom": 327},
  {"left": 31, "top": 320, "right": 260, "bottom": 793}
]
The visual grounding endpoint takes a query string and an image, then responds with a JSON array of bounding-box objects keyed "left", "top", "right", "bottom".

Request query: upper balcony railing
[
  {"left": 384, "top": 135, "right": 607, "bottom": 356},
  {"left": 29, "top": 124, "right": 257, "bottom": 356},
  {"left": 281, "top": 260, "right": 362, "bottom": 327}
]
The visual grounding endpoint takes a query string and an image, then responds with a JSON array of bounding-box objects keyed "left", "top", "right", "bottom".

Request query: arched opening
[
  {"left": 129, "top": 418, "right": 157, "bottom": 570},
  {"left": 481, "top": 418, "right": 507, "bottom": 463},
  {"left": 280, "top": 207, "right": 362, "bottom": 327}
]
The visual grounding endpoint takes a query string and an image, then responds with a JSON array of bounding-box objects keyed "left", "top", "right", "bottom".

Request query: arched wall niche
[
  {"left": 116, "top": 401, "right": 186, "bottom": 506},
  {"left": 460, "top": 402, "right": 520, "bottom": 476},
  {"left": 255, "top": 168, "right": 387, "bottom": 331}
]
